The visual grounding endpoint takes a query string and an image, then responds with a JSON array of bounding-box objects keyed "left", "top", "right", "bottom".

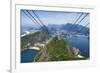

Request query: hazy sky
[{"left": 21, "top": 10, "right": 90, "bottom": 28}]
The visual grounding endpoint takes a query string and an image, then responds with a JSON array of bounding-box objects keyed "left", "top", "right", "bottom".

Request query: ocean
[{"left": 21, "top": 35, "right": 89, "bottom": 63}]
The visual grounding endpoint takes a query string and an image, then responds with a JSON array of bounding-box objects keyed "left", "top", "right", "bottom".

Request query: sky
[{"left": 21, "top": 9, "right": 90, "bottom": 28}]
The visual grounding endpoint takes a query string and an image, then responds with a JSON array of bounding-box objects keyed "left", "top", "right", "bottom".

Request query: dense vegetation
[
  {"left": 21, "top": 31, "right": 49, "bottom": 51},
  {"left": 21, "top": 31, "right": 87, "bottom": 62},
  {"left": 45, "top": 36, "right": 72, "bottom": 61},
  {"left": 34, "top": 36, "right": 87, "bottom": 62}
]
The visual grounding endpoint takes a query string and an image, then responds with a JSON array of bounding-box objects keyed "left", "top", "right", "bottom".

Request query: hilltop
[{"left": 34, "top": 36, "right": 86, "bottom": 62}]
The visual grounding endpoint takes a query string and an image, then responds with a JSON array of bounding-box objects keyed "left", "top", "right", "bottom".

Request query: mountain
[
  {"left": 21, "top": 30, "right": 49, "bottom": 51},
  {"left": 21, "top": 24, "right": 41, "bottom": 34},
  {"left": 61, "top": 23, "right": 89, "bottom": 33},
  {"left": 45, "top": 36, "right": 72, "bottom": 61},
  {"left": 34, "top": 36, "right": 73, "bottom": 61},
  {"left": 34, "top": 36, "right": 87, "bottom": 62},
  {"left": 47, "top": 23, "right": 89, "bottom": 35}
]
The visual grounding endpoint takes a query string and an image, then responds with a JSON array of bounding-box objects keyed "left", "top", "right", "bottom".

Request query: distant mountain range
[
  {"left": 47, "top": 23, "right": 89, "bottom": 35},
  {"left": 22, "top": 23, "right": 89, "bottom": 35}
]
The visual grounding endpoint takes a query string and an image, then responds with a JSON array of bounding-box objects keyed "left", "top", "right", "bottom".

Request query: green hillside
[
  {"left": 21, "top": 31, "right": 49, "bottom": 51},
  {"left": 34, "top": 36, "right": 87, "bottom": 62},
  {"left": 46, "top": 36, "right": 72, "bottom": 61},
  {"left": 35, "top": 36, "right": 73, "bottom": 61}
]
